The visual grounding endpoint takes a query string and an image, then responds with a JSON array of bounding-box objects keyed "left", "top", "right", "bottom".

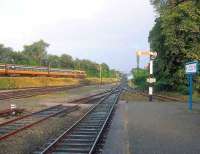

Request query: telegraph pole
[
  {"left": 137, "top": 54, "right": 140, "bottom": 69},
  {"left": 99, "top": 64, "right": 102, "bottom": 86},
  {"left": 48, "top": 62, "right": 51, "bottom": 76}
]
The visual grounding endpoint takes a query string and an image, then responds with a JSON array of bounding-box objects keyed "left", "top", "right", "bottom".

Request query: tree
[
  {"left": 101, "top": 63, "right": 110, "bottom": 78},
  {"left": 23, "top": 40, "right": 49, "bottom": 65},
  {"left": 0, "top": 44, "right": 14, "bottom": 63},
  {"left": 149, "top": 0, "right": 200, "bottom": 92},
  {"left": 47, "top": 54, "right": 61, "bottom": 68},
  {"left": 79, "top": 60, "right": 99, "bottom": 77},
  {"left": 60, "top": 54, "right": 74, "bottom": 69},
  {"left": 0, "top": 41, "right": 118, "bottom": 78}
]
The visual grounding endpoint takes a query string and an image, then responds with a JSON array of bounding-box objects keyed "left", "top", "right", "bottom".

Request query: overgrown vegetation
[
  {"left": 0, "top": 77, "right": 118, "bottom": 90},
  {"left": 0, "top": 40, "right": 119, "bottom": 78},
  {"left": 149, "top": 0, "right": 200, "bottom": 94},
  {"left": 132, "top": 68, "right": 148, "bottom": 90}
]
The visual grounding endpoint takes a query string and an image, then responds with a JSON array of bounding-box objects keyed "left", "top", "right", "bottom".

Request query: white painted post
[
  {"left": 150, "top": 60, "right": 153, "bottom": 75},
  {"left": 149, "top": 58, "right": 153, "bottom": 101},
  {"left": 10, "top": 104, "right": 16, "bottom": 115}
]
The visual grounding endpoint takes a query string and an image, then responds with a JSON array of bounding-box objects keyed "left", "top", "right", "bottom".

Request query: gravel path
[{"left": 103, "top": 98, "right": 200, "bottom": 154}]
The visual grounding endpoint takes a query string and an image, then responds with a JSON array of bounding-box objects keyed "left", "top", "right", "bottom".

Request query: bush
[
  {"left": 132, "top": 69, "right": 148, "bottom": 90},
  {"left": 154, "top": 78, "right": 172, "bottom": 92},
  {"left": 195, "top": 76, "right": 200, "bottom": 93},
  {"left": 177, "top": 85, "right": 188, "bottom": 95}
]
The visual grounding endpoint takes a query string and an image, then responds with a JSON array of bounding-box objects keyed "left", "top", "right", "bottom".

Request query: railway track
[
  {"left": 0, "top": 89, "right": 112, "bottom": 142},
  {"left": 137, "top": 92, "right": 183, "bottom": 102},
  {"left": 67, "top": 91, "right": 110, "bottom": 104},
  {"left": 0, "top": 85, "right": 84, "bottom": 100},
  {"left": 36, "top": 86, "right": 122, "bottom": 154},
  {"left": 129, "top": 87, "right": 183, "bottom": 102},
  {"left": 153, "top": 94, "right": 183, "bottom": 102},
  {"left": 0, "top": 105, "right": 78, "bottom": 141}
]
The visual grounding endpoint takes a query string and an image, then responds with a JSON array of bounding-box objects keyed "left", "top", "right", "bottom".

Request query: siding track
[
  {"left": 0, "top": 105, "right": 78, "bottom": 141},
  {"left": 0, "top": 89, "right": 112, "bottom": 142},
  {"left": 0, "top": 85, "right": 83, "bottom": 100}
]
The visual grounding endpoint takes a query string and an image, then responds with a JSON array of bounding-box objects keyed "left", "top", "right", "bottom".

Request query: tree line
[
  {"left": 0, "top": 40, "right": 119, "bottom": 78},
  {"left": 148, "top": 0, "right": 200, "bottom": 94}
]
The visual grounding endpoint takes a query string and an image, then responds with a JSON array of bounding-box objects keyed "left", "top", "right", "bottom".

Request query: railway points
[
  {"left": 0, "top": 74, "right": 198, "bottom": 154},
  {"left": 0, "top": 85, "right": 117, "bottom": 145},
  {"left": 1, "top": 0, "right": 200, "bottom": 153},
  {"left": 0, "top": 80, "right": 200, "bottom": 154}
]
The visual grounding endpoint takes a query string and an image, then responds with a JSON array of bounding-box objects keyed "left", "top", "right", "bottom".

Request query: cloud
[{"left": 0, "top": 0, "right": 155, "bottom": 72}]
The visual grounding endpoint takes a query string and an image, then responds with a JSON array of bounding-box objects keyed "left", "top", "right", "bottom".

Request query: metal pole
[
  {"left": 188, "top": 74, "right": 193, "bottom": 111},
  {"left": 48, "top": 62, "right": 50, "bottom": 76}
]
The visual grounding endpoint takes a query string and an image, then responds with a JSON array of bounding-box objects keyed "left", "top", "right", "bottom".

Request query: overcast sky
[{"left": 0, "top": 0, "right": 155, "bottom": 72}]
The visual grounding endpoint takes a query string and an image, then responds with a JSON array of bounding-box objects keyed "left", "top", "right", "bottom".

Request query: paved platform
[{"left": 102, "top": 100, "right": 200, "bottom": 154}]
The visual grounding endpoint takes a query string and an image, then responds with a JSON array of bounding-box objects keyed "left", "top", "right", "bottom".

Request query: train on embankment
[{"left": 0, "top": 64, "right": 86, "bottom": 78}]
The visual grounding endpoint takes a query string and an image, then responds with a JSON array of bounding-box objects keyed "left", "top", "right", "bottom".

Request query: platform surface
[{"left": 103, "top": 100, "right": 200, "bottom": 154}]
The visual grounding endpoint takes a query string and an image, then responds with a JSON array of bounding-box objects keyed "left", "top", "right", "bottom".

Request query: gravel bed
[{"left": 0, "top": 107, "right": 89, "bottom": 154}]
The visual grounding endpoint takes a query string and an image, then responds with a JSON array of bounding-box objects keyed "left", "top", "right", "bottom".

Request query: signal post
[{"left": 136, "top": 51, "right": 157, "bottom": 101}]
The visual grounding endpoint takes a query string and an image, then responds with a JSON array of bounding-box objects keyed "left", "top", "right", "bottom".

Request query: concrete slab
[
  {"left": 103, "top": 100, "right": 200, "bottom": 154},
  {"left": 102, "top": 101, "right": 130, "bottom": 154}
]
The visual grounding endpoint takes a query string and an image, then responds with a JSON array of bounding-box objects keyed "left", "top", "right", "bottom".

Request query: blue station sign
[
  {"left": 185, "top": 61, "right": 199, "bottom": 74},
  {"left": 185, "top": 60, "right": 199, "bottom": 111}
]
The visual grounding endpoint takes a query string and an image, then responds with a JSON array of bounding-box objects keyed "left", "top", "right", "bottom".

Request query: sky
[{"left": 0, "top": 0, "right": 155, "bottom": 73}]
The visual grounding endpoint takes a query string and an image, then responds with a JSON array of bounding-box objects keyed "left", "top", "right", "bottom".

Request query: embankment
[{"left": 0, "top": 77, "right": 118, "bottom": 90}]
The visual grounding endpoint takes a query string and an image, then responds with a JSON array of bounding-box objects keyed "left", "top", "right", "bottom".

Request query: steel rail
[
  {"left": 0, "top": 90, "right": 111, "bottom": 141},
  {"left": 89, "top": 90, "right": 121, "bottom": 154},
  {"left": 0, "top": 105, "right": 78, "bottom": 141},
  {"left": 39, "top": 87, "right": 121, "bottom": 154},
  {"left": 0, "top": 105, "right": 62, "bottom": 127},
  {"left": 0, "top": 85, "right": 84, "bottom": 100},
  {"left": 0, "top": 90, "right": 110, "bottom": 128},
  {"left": 67, "top": 90, "right": 110, "bottom": 104},
  {"left": 138, "top": 92, "right": 183, "bottom": 102},
  {"left": 130, "top": 87, "right": 183, "bottom": 102},
  {"left": 39, "top": 92, "right": 113, "bottom": 153}
]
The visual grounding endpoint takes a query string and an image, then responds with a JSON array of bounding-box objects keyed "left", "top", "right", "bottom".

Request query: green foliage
[
  {"left": 177, "top": 84, "right": 188, "bottom": 95},
  {"left": 47, "top": 54, "right": 61, "bottom": 68},
  {"left": 23, "top": 40, "right": 49, "bottom": 65},
  {"left": 60, "top": 54, "right": 74, "bottom": 69},
  {"left": 149, "top": 0, "right": 200, "bottom": 93},
  {"left": 132, "top": 68, "right": 148, "bottom": 90},
  {"left": 195, "top": 76, "right": 200, "bottom": 93},
  {"left": 0, "top": 41, "right": 119, "bottom": 78}
]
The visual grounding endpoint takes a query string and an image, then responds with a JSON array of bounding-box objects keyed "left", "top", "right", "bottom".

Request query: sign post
[
  {"left": 188, "top": 74, "right": 193, "bottom": 111},
  {"left": 185, "top": 61, "right": 198, "bottom": 111}
]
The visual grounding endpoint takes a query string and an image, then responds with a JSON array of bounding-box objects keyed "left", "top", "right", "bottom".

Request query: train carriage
[{"left": 0, "top": 64, "right": 86, "bottom": 78}]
